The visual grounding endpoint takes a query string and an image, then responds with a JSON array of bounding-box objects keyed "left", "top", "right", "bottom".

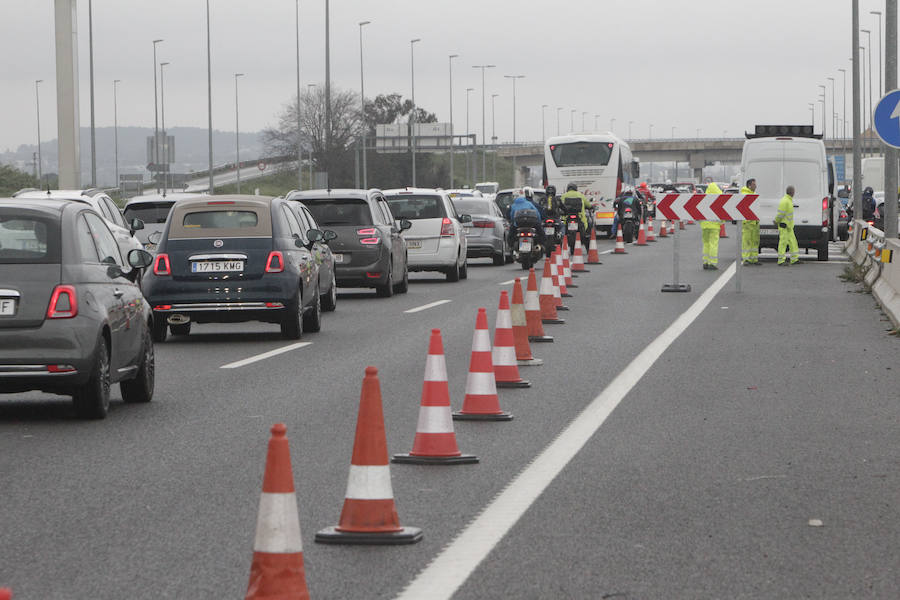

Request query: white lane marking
[
  {"left": 220, "top": 342, "right": 312, "bottom": 369},
  {"left": 404, "top": 299, "right": 452, "bottom": 314},
  {"left": 498, "top": 279, "right": 516, "bottom": 285},
  {"left": 395, "top": 262, "right": 737, "bottom": 600}
]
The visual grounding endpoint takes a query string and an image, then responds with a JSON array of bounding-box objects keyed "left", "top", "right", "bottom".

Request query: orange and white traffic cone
[
  {"left": 539, "top": 258, "right": 565, "bottom": 324},
  {"left": 0, "top": 589, "right": 12, "bottom": 600},
  {"left": 658, "top": 218, "right": 668, "bottom": 237},
  {"left": 678, "top": 219, "right": 685, "bottom": 231},
  {"left": 560, "top": 238, "right": 576, "bottom": 286},
  {"left": 492, "top": 291, "right": 532, "bottom": 388},
  {"left": 553, "top": 250, "right": 572, "bottom": 298},
  {"left": 572, "top": 232, "right": 590, "bottom": 272},
  {"left": 587, "top": 228, "right": 603, "bottom": 264},
  {"left": 719, "top": 222, "right": 728, "bottom": 238},
  {"left": 525, "top": 268, "right": 554, "bottom": 342},
  {"left": 453, "top": 308, "right": 513, "bottom": 421},
  {"left": 614, "top": 224, "right": 628, "bottom": 254},
  {"left": 316, "top": 366, "right": 423, "bottom": 544},
  {"left": 511, "top": 277, "right": 544, "bottom": 363},
  {"left": 245, "top": 424, "right": 310, "bottom": 600},
  {"left": 646, "top": 219, "right": 656, "bottom": 242},
  {"left": 635, "top": 219, "right": 648, "bottom": 246},
  {"left": 549, "top": 255, "right": 569, "bottom": 310},
  {"left": 686, "top": 219, "right": 694, "bottom": 225},
  {"left": 393, "top": 330, "right": 478, "bottom": 464}
]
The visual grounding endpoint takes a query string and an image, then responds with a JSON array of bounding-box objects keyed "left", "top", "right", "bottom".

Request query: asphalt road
[{"left": 1, "top": 225, "right": 897, "bottom": 599}]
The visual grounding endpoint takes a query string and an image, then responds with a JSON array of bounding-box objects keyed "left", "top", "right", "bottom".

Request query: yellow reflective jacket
[
  {"left": 701, "top": 183, "right": 723, "bottom": 228},
  {"left": 560, "top": 190, "right": 591, "bottom": 229},
  {"left": 775, "top": 194, "right": 794, "bottom": 228}
]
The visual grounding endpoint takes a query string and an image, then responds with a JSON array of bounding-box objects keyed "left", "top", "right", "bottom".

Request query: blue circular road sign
[{"left": 873, "top": 89, "right": 900, "bottom": 149}]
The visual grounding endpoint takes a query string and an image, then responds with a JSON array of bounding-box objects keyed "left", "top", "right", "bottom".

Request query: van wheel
[
  {"left": 73, "top": 337, "right": 111, "bottom": 419},
  {"left": 446, "top": 261, "right": 460, "bottom": 282}
]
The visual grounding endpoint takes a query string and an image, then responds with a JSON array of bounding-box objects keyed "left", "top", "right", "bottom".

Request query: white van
[
  {"left": 861, "top": 157, "right": 885, "bottom": 194},
  {"left": 740, "top": 126, "right": 832, "bottom": 261}
]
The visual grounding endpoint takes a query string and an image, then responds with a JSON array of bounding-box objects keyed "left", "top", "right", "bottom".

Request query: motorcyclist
[
  {"left": 508, "top": 187, "right": 545, "bottom": 250},
  {"left": 862, "top": 186, "right": 876, "bottom": 221},
  {"left": 612, "top": 189, "right": 642, "bottom": 235},
  {"left": 543, "top": 185, "right": 562, "bottom": 219},
  {"left": 559, "top": 183, "right": 592, "bottom": 243}
]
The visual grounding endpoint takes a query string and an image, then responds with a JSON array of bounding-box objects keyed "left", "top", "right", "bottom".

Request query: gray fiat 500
[{"left": 0, "top": 198, "right": 154, "bottom": 419}]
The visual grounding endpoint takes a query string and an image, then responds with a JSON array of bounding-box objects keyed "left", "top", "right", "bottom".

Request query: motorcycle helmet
[
  {"left": 546, "top": 185, "right": 556, "bottom": 196},
  {"left": 639, "top": 182, "right": 648, "bottom": 190},
  {"left": 566, "top": 183, "right": 577, "bottom": 192},
  {"left": 523, "top": 186, "right": 534, "bottom": 199}
]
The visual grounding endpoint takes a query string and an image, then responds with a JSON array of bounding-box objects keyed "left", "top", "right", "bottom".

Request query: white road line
[
  {"left": 498, "top": 279, "right": 516, "bottom": 285},
  {"left": 395, "top": 262, "right": 737, "bottom": 600},
  {"left": 404, "top": 299, "right": 452, "bottom": 314},
  {"left": 220, "top": 342, "right": 312, "bottom": 369}
]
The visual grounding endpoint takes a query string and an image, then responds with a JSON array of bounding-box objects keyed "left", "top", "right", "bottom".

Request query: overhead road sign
[
  {"left": 656, "top": 194, "right": 759, "bottom": 221},
  {"left": 873, "top": 89, "right": 900, "bottom": 148}
]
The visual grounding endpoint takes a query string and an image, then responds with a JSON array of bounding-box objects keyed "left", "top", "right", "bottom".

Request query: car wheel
[
  {"left": 394, "top": 266, "right": 409, "bottom": 294},
  {"left": 321, "top": 271, "right": 337, "bottom": 312},
  {"left": 505, "top": 240, "right": 514, "bottom": 263},
  {"left": 493, "top": 241, "right": 505, "bottom": 266},
  {"left": 459, "top": 256, "right": 468, "bottom": 279},
  {"left": 73, "top": 337, "right": 111, "bottom": 419},
  {"left": 376, "top": 266, "right": 394, "bottom": 297},
  {"left": 302, "top": 285, "right": 322, "bottom": 332},
  {"left": 280, "top": 293, "right": 303, "bottom": 339},
  {"left": 121, "top": 327, "right": 155, "bottom": 404},
  {"left": 170, "top": 322, "right": 191, "bottom": 336},
  {"left": 150, "top": 316, "right": 167, "bottom": 343},
  {"left": 445, "top": 260, "right": 460, "bottom": 282}
]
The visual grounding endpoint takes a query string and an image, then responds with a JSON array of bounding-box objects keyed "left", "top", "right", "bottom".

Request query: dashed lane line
[
  {"left": 394, "top": 262, "right": 738, "bottom": 600},
  {"left": 219, "top": 342, "right": 312, "bottom": 369},
  {"left": 404, "top": 299, "right": 452, "bottom": 314}
]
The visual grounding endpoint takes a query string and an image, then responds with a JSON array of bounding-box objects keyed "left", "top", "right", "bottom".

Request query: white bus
[{"left": 542, "top": 133, "right": 640, "bottom": 236}]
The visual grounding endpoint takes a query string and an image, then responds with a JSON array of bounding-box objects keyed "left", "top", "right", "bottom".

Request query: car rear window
[
  {"left": 452, "top": 198, "right": 492, "bottom": 215},
  {"left": 124, "top": 202, "right": 175, "bottom": 224},
  {"left": 303, "top": 198, "right": 373, "bottom": 226},
  {"left": 167, "top": 203, "right": 272, "bottom": 238},
  {"left": 385, "top": 194, "right": 447, "bottom": 220},
  {"left": 183, "top": 210, "right": 259, "bottom": 229},
  {"left": 0, "top": 213, "right": 60, "bottom": 264}
]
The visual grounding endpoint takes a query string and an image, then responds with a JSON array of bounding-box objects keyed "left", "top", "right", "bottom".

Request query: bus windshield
[{"left": 550, "top": 142, "right": 613, "bottom": 167}]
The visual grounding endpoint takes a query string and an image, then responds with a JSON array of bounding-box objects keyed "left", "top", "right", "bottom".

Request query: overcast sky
[{"left": 0, "top": 0, "right": 889, "bottom": 153}]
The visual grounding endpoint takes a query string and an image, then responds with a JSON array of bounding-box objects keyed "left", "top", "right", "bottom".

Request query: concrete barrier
[{"left": 872, "top": 237, "right": 900, "bottom": 328}]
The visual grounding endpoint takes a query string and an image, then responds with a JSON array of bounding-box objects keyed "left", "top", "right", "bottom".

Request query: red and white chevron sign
[{"left": 656, "top": 194, "right": 759, "bottom": 221}]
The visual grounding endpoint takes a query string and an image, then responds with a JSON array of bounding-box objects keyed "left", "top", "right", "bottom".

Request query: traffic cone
[
  {"left": 587, "top": 228, "right": 603, "bottom": 264},
  {"left": 539, "top": 258, "right": 565, "bottom": 324},
  {"left": 719, "top": 222, "right": 728, "bottom": 238},
  {"left": 393, "top": 330, "right": 478, "bottom": 464},
  {"left": 646, "top": 219, "right": 657, "bottom": 242},
  {"left": 572, "top": 232, "right": 590, "bottom": 272},
  {"left": 453, "top": 308, "right": 513, "bottom": 421},
  {"left": 0, "top": 589, "right": 11, "bottom": 600},
  {"left": 561, "top": 238, "right": 576, "bottom": 286},
  {"left": 659, "top": 218, "right": 668, "bottom": 237},
  {"left": 686, "top": 219, "right": 694, "bottom": 225},
  {"left": 635, "top": 219, "right": 648, "bottom": 246},
  {"left": 511, "top": 277, "right": 543, "bottom": 363},
  {"left": 492, "top": 291, "right": 532, "bottom": 388},
  {"left": 614, "top": 224, "right": 628, "bottom": 254},
  {"left": 245, "top": 424, "right": 310, "bottom": 600},
  {"left": 316, "top": 366, "right": 423, "bottom": 544},
  {"left": 553, "top": 250, "right": 572, "bottom": 298},
  {"left": 525, "top": 268, "right": 554, "bottom": 342},
  {"left": 549, "top": 255, "right": 569, "bottom": 310},
  {"left": 678, "top": 220, "right": 685, "bottom": 231}
]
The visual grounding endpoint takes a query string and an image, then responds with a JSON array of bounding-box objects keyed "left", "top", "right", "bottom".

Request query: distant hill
[{"left": 1, "top": 126, "right": 264, "bottom": 187}]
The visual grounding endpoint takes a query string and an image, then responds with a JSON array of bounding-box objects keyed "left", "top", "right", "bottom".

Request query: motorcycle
[
  {"left": 515, "top": 226, "right": 543, "bottom": 270},
  {"left": 542, "top": 217, "right": 562, "bottom": 254}
]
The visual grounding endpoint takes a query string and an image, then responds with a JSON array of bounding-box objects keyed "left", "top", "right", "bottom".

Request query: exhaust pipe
[{"left": 166, "top": 313, "right": 191, "bottom": 326}]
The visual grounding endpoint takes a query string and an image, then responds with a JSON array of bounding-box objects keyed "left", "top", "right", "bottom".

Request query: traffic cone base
[
  {"left": 497, "top": 378, "right": 531, "bottom": 388},
  {"left": 528, "top": 334, "right": 554, "bottom": 342},
  {"left": 452, "top": 410, "right": 514, "bottom": 421},
  {"left": 393, "top": 452, "right": 478, "bottom": 465},
  {"left": 315, "top": 525, "right": 423, "bottom": 545}
]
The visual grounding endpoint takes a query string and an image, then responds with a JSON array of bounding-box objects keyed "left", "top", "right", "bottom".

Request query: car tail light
[
  {"left": 822, "top": 197, "right": 829, "bottom": 227},
  {"left": 357, "top": 228, "right": 377, "bottom": 236},
  {"left": 366, "top": 272, "right": 382, "bottom": 278},
  {"left": 840, "top": 210, "right": 848, "bottom": 218},
  {"left": 440, "top": 217, "right": 454, "bottom": 236},
  {"left": 473, "top": 220, "right": 493, "bottom": 228},
  {"left": 518, "top": 231, "right": 534, "bottom": 238},
  {"left": 359, "top": 237, "right": 380, "bottom": 245},
  {"left": 265, "top": 302, "right": 284, "bottom": 308},
  {"left": 46, "top": 285, "right": 78, "bottom": 319},
  {"left": 154, "top": 305, "right": 172, "bottom": 311},
  {"left": 153, "top": 253, "right": 171, "bottom": 276},
  {"left": 265, "top": 251, "right": 285, "bottom": 273}
]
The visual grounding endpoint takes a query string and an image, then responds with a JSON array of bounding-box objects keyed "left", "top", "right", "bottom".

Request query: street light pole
[
  {"left": 34, "top": 79, "right": 42, "bottom": 185},
  {"left": 883, "top": 0, "right": 897, "bottom": 240},
  {"left": 582, "top": 111, "right": 587, "bottom": 132},
  {"left": 88, "top": 0, "right": 96, "bottom": 186},
  {"left": 838, "top": 67, "right": 847, "bottom": 154},
  {"left": 541, "top": 104, "right": 547, "bottom": 141},
  {"left": 359, "top": 21, "right": 371, "bottom": 189},
  {"left": 671, "top": 126, "right": 676, "bottom": 139},
  {"left": 152, "top": 39, "right": 163, "bottom": 192},
  {"left": 570, "top": 109, "right": 575, "bottom": 133},
  {"left": 556, "top": 107, "right": 562, "bottom": 136},
  {"left": 160, "top": 62, "right": 169, "bottom": 192},
  {"left": 324, "top": 0, "right": 332, "bottom": 188},
  {"left": 307, "top": 83, "right": 316, "bottom": 187},
  {"left": 818, "top": 84, "right": 827, "bottom": 139},
  {"left": 628, "top": 120, "right": 634, "bottom": 139},
  {"left": 862, "top": 30, "right": 873, "bottom": 141},
  {"left": 649, "top": 123, "right": 653, "bottom": 139},
  {"left": 503, "top": 75, "right": 524, "bottom": 143},
  {"left": 410, "top": 38, "right": 421, "bottom": 186},
  {"left": 853, "top": 0, "right": 862, "bottom": 219},
  {"left": 473, "top": 64, "right": 495, "bottom": 184},
  {"left": 827, "top": 77, "right": 836, "bottom": 142},
  {"left": 113, "top": 79, "right": 120, "bottom": 188},
  {"left": 234, "top": 73, "right": 244, "bottom": 194},
  {"left": 609, "top": 118, "right": 615, "bottom": 134},
  {"left": 492, "top": 93, "right": 499, "bottom": 180},
  {"left": 295, "top": 0, "right": 302, "bottom": 190},
  {"left": 206, "top": 1, "right": 214, "bottom": 194},
  {"left": 448, "top": 54, "right": 458, "bottom": 188},
  {"left": 871, "top": 10, "right": 882, "bottom": 99},
  {"left": 465, "top": 87, "right": 473, "bottom": 185},
  {"left": 809, "top": 102, "right": 815, "bottom": 127}
]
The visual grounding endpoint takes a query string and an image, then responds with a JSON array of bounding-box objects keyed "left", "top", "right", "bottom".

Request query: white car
[
  {"left": 13, "top": 188, "right": 144, "bottom": 263},
  {"left": 383, "top": 188, "right": 470, "bottom": 281}
]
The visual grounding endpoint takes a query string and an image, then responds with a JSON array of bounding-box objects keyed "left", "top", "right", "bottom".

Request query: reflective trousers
[
  {"left": 701, "top": 223, "right": 719, "bottom": 265},
  {"left": 741, "top": 220, "right": 760, "bottom": 263},
  {"left": 777, "top": 225, "right": 799, "bottom": 264}
]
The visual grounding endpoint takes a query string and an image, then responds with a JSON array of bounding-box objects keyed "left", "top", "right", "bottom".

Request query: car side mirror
[
  {"left": 307, "top": 229, "right": 324, "bottom": 242},
  {"left": 322, "top": 230, "right": 338, "bottom": 241},
  {"left": 128, "top": 248, "right": 154, "bottom": 269},
  {"left": 148, "top": 231, "right": 162, "bottom": 245},
  {"left": 459, "top": 214, "right": 472, "bottom": 223},
  {"left": 130, "top": 218, "right": 145, "bottom": 232},
  {"left": 399, "top": 219, "right": 412, "bottom": 231}
]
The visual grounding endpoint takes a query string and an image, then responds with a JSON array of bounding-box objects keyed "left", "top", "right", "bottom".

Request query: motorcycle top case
[
  {"left": 514, "top": 208, "right": 540, "bottom": 229},
  {"left": 564, "top": 197, "right": 583, "bottom": 213}
]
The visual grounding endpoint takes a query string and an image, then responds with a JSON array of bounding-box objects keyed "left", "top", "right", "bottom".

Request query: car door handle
[{"left": 113, "top": 289, "right": 124, "bottom": 298}]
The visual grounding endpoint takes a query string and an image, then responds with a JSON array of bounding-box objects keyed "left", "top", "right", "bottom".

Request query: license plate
[
  {"left": 191, "top": 260, "right": 244, "bottom": 273},
  {"left": 407, "top": 240, "right": 423, "bottom": 249},
  {"left": 761, "top": 228, "right": 779, "bottom": 236},
  {"left": 543, "top": 226, "right": 555, "bottom": 236},
  {"left": 567, "top": 222, "right": 578, "bottom": 231},
  {"left": 519, "top": 240, "right": 532, "bottom": 252},
  {"left": 0, "top": 298, "right": 16, "bottom": 316},
  {"left": 333, "top": 253, "right": 344, "bottom": 263}
]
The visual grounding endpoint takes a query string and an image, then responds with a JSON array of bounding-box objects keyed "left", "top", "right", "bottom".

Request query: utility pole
[
  {"left": 883, "top": 0, "right": 898, "bottom": 239},
  {"left": 88, "top": 0, "right": 96, "bottom": 186},
  {"left": 473, "top": 64, "right": 495, "bottom": 185},
  {"left": 359, "top": 20, "right": 370, "bottom": 189},
  {"left": 448, "top": 54, "right": 458, "bottom": 188},
  {"left": 852, "top": 0, "right": 862, "bottom": 219}
]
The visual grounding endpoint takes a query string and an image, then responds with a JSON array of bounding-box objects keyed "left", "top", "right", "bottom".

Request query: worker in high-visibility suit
[
  {"left": 559, "top": 182, "right": 592, "bottom": 238},
  {"left": 774, "top": 185, "right": 799, "bottom": 265},
  {"left": 701, "top": 182, "right": 724, "bottom": 270},
  {"left": 740, "top": 178, "right": 760, "bottom": 265}
]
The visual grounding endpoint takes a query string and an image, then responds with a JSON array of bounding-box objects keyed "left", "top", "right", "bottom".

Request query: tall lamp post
[
  {"left": 152, "top": 39, "right": 164, "bottom": 192},
  {"left": 861, "top": 30, "right": 873, "bottom": 141},
  {"left": 628, "top": 120, "right": 634, "bottom": 139},
  {"left": 206, "top": 1, "right": 214, "bottom": 194},
  {"left": 465, "top": 87, "right": 474, "bottom": 184},
  {"left": 358, "top": 20, "right": 371, "bottom": 189},
  {"left": 473, "top": 64, "right": 495, "bottom": 183},
  {"left": 570, "top": 109, "right": 575, "bottom": 133},
  {"left": 871, "top": 10, "right": 882, "bottom": 99},
  {"left": 503, "top": 75, "right": 525, "bottom": 143},
  {"left": 649, "top": 123, "right": 653, "bottom": 139},
  {"left": 113, "top": 79, "right": 120, "bottom": 188},
  {"left": 88, "top": 0, "right": 97, "bottom": 186},
  {"left": 827, "top": 77, "right": 836, "bottom": 142},
  {"left": 160, "top": 62, "right": 170, "bottom": 192},
  {"left": 234, "top": 73, "right": 244, "bottom": 194},
  {"left": 448, "top": 54, "right": 458, "bottom": 188},
  {"left": 838, "top": 67, "right": 847, "bottom": 154},
  {"left": 582, "top": 111, "right": 588, "bottom": 132},
  {"left": 492, "top": 93, "right": 499, "bottom": 179},
  {"left": 809, "top": 102, "right": 815, "bottom": 127},
  {"left": 410, "top": 38, "right": 421, "bottom": 186},
  {"left": 35, "top": 79, "right": 42, "bottom": 185},
  {"left": 818, "top": 84, "right": 827, "bottom": 139},
  {"left": 609, "top": 117, "right": 615, "bottom": 134},
  {"left": 541, "top": 104, "right": 548, "bottom": 141},
  {"left": 556, "top": 107, "right": 562, "bottom": 136}
]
